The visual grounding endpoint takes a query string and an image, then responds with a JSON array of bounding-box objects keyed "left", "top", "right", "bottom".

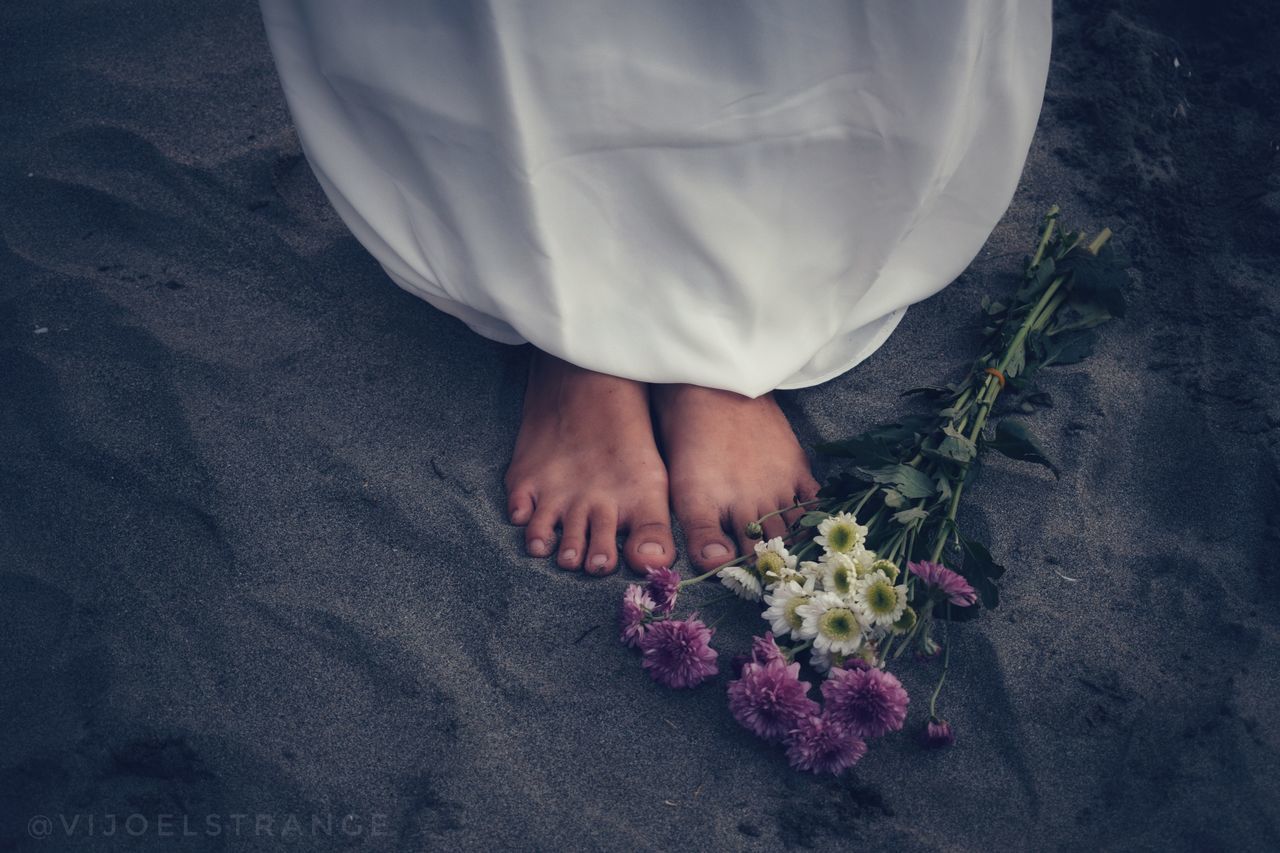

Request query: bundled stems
[{"left": 927, "top": 220, "right": 1112, "bottom": 564}]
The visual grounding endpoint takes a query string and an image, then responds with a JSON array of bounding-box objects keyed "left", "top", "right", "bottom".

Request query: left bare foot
[
  {"left": 505, "top": 351, "right": 675, "bottom": 575},
  {"left": 651, "top": 384, "right": 820, "bottom": 572}
]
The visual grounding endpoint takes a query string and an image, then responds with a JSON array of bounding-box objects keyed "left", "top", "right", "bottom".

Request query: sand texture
[{"left": 2, "top": 1, "right": 1278, "bottom": 850}]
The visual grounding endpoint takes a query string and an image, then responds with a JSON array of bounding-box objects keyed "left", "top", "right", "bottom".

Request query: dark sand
[{"left": 2, "top": 1, "right": 1278, "bottom": 850}]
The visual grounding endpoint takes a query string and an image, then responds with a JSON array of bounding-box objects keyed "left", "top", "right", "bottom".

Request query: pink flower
[
  {"left": 784, "top": 714, "right": 867, "bottom": 775},
  {"left": 727, "top": 660, "right": 819, "bottom": 743},
  {"left": 619, "top": 584, "right": 655, "bottom": 648},
  {"left": 639, "top": 616, "right": 719, "bottom": 689},
  {"left": 750, "top": 632, "right": 786, "bottom": 667},
  {"left": 921, "top": 718, "right": 955, "bottom": 749},
  {"left": 821, "top": 666, "right": 909, "bottom": 739},
  {"left": 908, "top": 560, "right": 977, "bottom": 607},
  {"left": 645, "top": 567, "right": 681, "bottom": 614}
]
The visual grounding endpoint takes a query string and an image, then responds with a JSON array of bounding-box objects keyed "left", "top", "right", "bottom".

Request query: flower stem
[
  {"left": 927, "top": 261, "right": 1068, "bottom": 564},
  {"left": 1030, "top": 205, "right": 1059, "bottom": 268},
  {"left": 680, "top": 556, "right": 746, "bottom": 588},
  {"left": 928, "top": 616, "right": 953, "bottom": 718},
  {"left": 696, "top": 591, "right": 745, "bottom": 609},
  {"left": 754, "top": 497, "right": 824, "bottom": 526},
  {"left": 783, "top": 639, "right": 814, "bottom": 661},
  {"left": 851, "top": 486, "right": 877, "bottom": 518}
]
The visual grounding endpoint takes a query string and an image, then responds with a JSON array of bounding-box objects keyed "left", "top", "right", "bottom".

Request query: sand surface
[{"left": 2, "top": 1, "right": 1278, "bottom": 850}]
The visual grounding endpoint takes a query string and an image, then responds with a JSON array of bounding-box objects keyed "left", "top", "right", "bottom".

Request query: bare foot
[
  {"left": 652, "top": 385, "right": 820, "bottom": 572},
  {"left": 505, "top": 352, "right": 675, "bottom": 575}
]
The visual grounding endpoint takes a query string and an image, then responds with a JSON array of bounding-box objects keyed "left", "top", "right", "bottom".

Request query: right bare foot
[
  {"left": 653, "top": 384, "right": 820, "bottom": 573},
  {"left": 505, "top": 351, "right": 675, "bottom": 575}
]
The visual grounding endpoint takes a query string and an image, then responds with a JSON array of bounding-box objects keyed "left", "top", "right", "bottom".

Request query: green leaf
[
  {"left": 860, "top": 464, "right": 937, "bottom": 499},
  {"left": 900, "top": 385, "right": 951, "bottom": 400},
  {"left": 986, "top": 419, "right": 1059, "bottom": 477},
  {"left": 1059, "top": 246, "right": 1128, "bottom": 318},
  {"left": 816, "top": 413, "right": 939, "bottom": 465},
  {"left": 934, "top": 434, "right": 977, "bottom": 464},
  {"left": 818, "top": 472, "right": 873, "bottom": 499},
  {"left": 800, "top": 511, "right": 828, "bottom": 528},
  {"left": 955, "top": 532, "right": 1006, "bottom": 610},
  {"left": 893, "top": 507, "right": 929, "bottom": 526},
  {"left": 935, "top": 475, "right": 952, "bottom": 503},
  {"left": 1016, "top": 256, "right": 1058, "bottom": 302},
  {"left": 814, "top": 436, "right": 895, "bottom": 465},
  {"left": 1041, "top": 328, "right": 1097, "bottom": 367}
]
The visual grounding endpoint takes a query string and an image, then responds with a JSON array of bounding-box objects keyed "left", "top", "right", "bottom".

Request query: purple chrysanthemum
[
  {"left": 907, "top": 560, "right": 978, "bottom": 607},
  {"left": 645, "top": 566, "right": 681, "bottom": 614},
  {"left": 750, "top": 632, "right": 787, "bottom": 667},
  {"left": 639, "top": 616, "right": 718, "bottom": 689},
  {"left": 784, "top": 714, "right": 867, "bottom": 775},
  {"left": 619, "top": 584, "right": 656, "bottom": 648},
  {"left": 727, "top": 660, "right": 819, "bottom": 743},
  {"left": 921, "top": 718, "right": 955, "bottom": 749},
  {"left": 821, "top": 666, "right": 910, "bottom": 739}
]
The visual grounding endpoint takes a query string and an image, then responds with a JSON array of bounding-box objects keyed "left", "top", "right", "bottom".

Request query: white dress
[{"left": 260, "top": 0, "right": 1051, "bottom": 398}]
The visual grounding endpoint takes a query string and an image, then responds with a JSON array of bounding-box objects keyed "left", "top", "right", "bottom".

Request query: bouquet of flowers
[{"left": 619, "top": 207, "right": 1128, "bottom": 774}]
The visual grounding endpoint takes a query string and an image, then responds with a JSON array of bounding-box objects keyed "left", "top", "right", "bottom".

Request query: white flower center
[
  {"left": 826, "top": 524, "right": 855, "bottom": 552},
  {"left": 784, "top": 595, "right": 809, "bottom": 630},
  {"left": 756, "top": 551, "right": 786, "bottom": 581},
  {"left": 829, "top": 565, "right": 853, "bottom": 596},
  {"left": 865, "top": 580, "right": 899, "bottom": 615},
  {"left": 819, "top": 608, "right": 859, "bottom": 640}
]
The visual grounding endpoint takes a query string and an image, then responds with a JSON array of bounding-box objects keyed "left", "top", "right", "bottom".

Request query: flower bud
[
  {"left": 871, "top": 558, "right": 900, "bottom": 581},
  {"left": 745, "top": 521, "right": 764, "bottom": 540},
  {"left": 915, "top": 634, "right": 943, "bottom": 662},
  {"left": 921, "top": 718, "right": 955, "bottom": 749}
]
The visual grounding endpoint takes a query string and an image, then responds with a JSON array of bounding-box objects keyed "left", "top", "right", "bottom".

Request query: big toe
[{"left": 677, "top": 501, "right": 736, "bottom": 572}]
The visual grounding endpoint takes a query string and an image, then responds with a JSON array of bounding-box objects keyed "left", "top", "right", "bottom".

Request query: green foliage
[
  {"left": 810, "top": 207, "right": 1126, "bottom": 650},
  {"left": 955, "top": 532, "right": 1006, "bottom": 610},
  {"left": 986, "top": 420, "right": 1059, "bottom": 477},
  {"left": 859, "top": 464, "right": 937, "bottom": 499}
]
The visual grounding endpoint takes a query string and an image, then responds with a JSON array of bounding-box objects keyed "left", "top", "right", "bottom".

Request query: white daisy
[
  {"left": 761, "top": 577, "right": 814, "bottom": 638},
  {"left": 798, "top": 560, "right": 825, "bottom": 586},
  {"left": 795, "top": 591, "right": 865, "bottom": 656},
  {"left": 753, "top": 537, "right": 799, "bottom": 587},
  {"left": 718, "top": 565, "right": 763, "bottom": 601},
  {"left": 814, "top": 512, "right": 868, "bottom": 556},
  {"left": 852, "top": 547, "right": 880, "bottom": 576},
  {"left": 851, "top": 571, "right": 909, "bottom": 628},
  {"left": 820, "top": 552, "right": 858, "bottom": 598}
]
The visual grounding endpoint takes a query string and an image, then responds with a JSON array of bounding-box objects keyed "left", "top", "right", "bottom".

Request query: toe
[
  {"left": 525, "top": 503, "right": 560, "bottom": 557},
  {"left": 678, "top": 499, "right": 736, "bottom": 571},
  {"left": 585, "top": 504, "right": 620, "bottom": 576},
  {"left": 623, "top": 500, "right": 675, "bottom": 573},
  {"left": 507, "top": 486, "right": 534, "bottom": 525},
  {"left": 760, "top": 502, "right": 788, "bottom": 542},
  {"left": 796, "top": 475, "right": 821, "bottom": 503},
  {"left": 780, "top": 495, "right": 805, "bottom": 531},
  {"left": 732, "top": 505, "right": 760, "bottom": 556},
  {"left": 557, "top": 504, "right": 588, "bottom": 570}
]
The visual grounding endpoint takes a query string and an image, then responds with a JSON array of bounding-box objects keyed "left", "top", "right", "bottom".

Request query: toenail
[
  {"left": 702, "top": 543, "right": 730, "bottom": 560},
  {"left": 530, "top": 538, "right": 547, "bottom": 554},
  {"left": 638, "top": 541, "right": 665, "bottom": 556},
  {"left": 590, "top": 554, "right": 608, "bottom": 568},
  {"left": 562, "top": 548, "right": 577, "bottom": 561}
]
